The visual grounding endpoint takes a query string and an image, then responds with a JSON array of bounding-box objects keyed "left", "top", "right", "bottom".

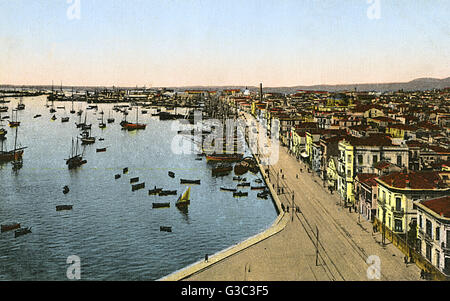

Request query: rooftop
[
  {"left": 378, "top": 171, "right": 449, "bottom": 190},
  {"left": 418, "top": 195, "right": 450, "bottom": 219}
]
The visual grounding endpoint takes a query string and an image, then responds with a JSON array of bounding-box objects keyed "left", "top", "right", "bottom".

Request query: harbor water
[{"left": 0, "top": 96, "right": 277, "bottom": 280}]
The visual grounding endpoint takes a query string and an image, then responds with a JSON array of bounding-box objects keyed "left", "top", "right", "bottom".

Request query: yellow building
[{"left": 375, "top": 171, "right": 450, "bottom": 238}]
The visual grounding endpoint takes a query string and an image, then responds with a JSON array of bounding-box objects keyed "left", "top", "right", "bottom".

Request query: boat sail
[
  {"left": 175, "top": 186, "right": 191, "bottom": 208},
  {"left": 65, "top": 138, "right": 87, "bottom": 169}
]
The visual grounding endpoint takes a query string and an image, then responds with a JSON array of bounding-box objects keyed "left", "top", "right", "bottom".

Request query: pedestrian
[
  {"left": 420, "top": 269, "right": 424, "bottom": 279},
  {"left": 205, "top": 254, "right": 209, "bottom": 263},
  {"left": 287, "top": 205, "right": 290, "bottom": 212},
  {"left": 296, "top": 174, "right": 298, "bottom": 179}
]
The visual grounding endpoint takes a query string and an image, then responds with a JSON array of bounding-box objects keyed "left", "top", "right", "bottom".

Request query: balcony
[
  {"left": 442, "top": 242, "right": 450, "bottom": 255},
  {"left": 391, "top": 207, "right": 404, "bottom": 217},
  {"left": 419, "top": 229, "right": 433, "bottom": 243}
]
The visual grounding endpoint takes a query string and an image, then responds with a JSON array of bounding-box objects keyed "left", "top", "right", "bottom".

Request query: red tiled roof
[
  {"left": 346, "top": 135, "right": 393, "bottom": 147},
  {"left": 378, "top": 171, "right": 448, "bottom": 190},
  {"left": 356, "top": 173, "right": 378, "bottom": 187},
  {"left": 419, "top": 196, "right": 450, "bottom": 218}
]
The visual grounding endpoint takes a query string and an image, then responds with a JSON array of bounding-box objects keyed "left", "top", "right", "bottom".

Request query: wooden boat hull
[
  {"left": 160, "top": 226, "right": 172, "bottom": 232},
  {"left": 131, "top": 182, "right": 145, "bottom": 192},
  {"left": 1, "top": 223, "right": 20, "bottom": 233},
  {"left": 220, "top": 187, "right": 237, "bottom": 192},
  {"left": 233, "top": 192, "right": 248, "bottom": 197},
  {"left": 0, "top": 149, "right": 24, "bottom": 163},
  {"left": 180, "top": 179, "right": 200, "bottom": 185},
  {"left": 56, "top": 205, "right": 73, "bottom": 211},
  {"left": 251, "top": 186, "right": 266, "bottom": 190},
  {"left": 153, "top": 203, "right": 170, "bottom": 209}
]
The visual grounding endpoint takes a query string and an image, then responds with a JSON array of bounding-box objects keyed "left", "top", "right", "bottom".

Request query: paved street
[{"left": 183, "top": 113, "right": 422, "bottom": 281}]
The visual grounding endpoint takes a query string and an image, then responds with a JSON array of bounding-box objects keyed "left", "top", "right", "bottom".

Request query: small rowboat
[
  {"left": 149, "top": 187, "right": 163, "bottom": 195},
  {"left": 56, "top": 205, "right": 73, "bottom": 211},
  {"left": 158, "top": 190, "right": 177, "bottom": 196},
  {"left": 160, "top": 226, "right": 172, "bottom": 233},
  {"left": 132, "top": 182, "right": 145, "bottom": 192},
  {"left": 130, "top": 177, "right": 139, "bottom": 183},
  {"left": 180, "top": 179, "right": 200, "bottom": 185},
  {"left": 96, "top": 148, "right": 106, "bottom": 153},
  {"left": 220, "top": 187, "right": 237, "bottom": 192},
  {"left": 251, "top": 186, "right": 266, "bottom": 190},
  {"left": 153, "top": 203, "right": 170, "bottom": 209},
  {"left": 1, "top": 222, "right": 20, "bottom": 233},
  {"left": 14, "top": 227, "right": 32, "bottom": 238},
  {"left": 233, "top": 191, "right": 248, "bottom": 198}
]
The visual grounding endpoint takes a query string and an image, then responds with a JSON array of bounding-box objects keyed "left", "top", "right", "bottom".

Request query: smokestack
[{"left": 260, "top": 83, "right": 263, "bottom": 103}]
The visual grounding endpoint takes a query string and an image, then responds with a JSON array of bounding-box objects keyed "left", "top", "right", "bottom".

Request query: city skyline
[{"left": 1, "top": 0, "right": 449, "bottom": 87}]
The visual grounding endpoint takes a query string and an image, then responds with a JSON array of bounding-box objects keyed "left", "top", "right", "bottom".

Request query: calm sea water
[{"left": 0, "top": 96, "right": 277, "bottom": 280}]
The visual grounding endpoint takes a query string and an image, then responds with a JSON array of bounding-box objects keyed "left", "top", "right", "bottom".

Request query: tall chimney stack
[{"left": 260, "top": 83, "right": 263, "bottom": 103}]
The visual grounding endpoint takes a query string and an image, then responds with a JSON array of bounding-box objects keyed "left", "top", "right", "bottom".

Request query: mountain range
[{"left": 1, "top": 77, "right": 449, "bottom": 93}]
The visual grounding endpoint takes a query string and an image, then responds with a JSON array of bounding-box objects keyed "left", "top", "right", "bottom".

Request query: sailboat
[
  {"left": 107, "top": 110, "right": 115, "bottom": 124},
  {"left": 61, "top": 108, "right": 69, "bottom": 123},
  {"left": 9, "top": 109, "right": 20, "bottom": 127},
  {"left": 16, "top": 97, "right": 25, "bottom": 110},
  {"left": 11, "top": 125, "right": 23, "bottom": 170},
  {"left": 80, "top": 128, "right": 95, "bottom": 145},
  {"left": 0, "top": 112, "right": 7, "bottom": 141},
  {"left": 65, "top": 138, "right": 87, "bottom": 169},
  {"left": 0, "top": 96, "right": 7, "bottom": 112},
  {"left": 70, "top": 88, "right": 76, "bottom": 114},
  {"left": 120, "top": 106, "right": 146, "bottom": 130},
  {"left": 0, "top": 120, "right": 26, "bottom": 164},
  {"left": 175, "top": 186, "right": 191, "bottom": 209},
  {"left": 99, "top": 111, "right": 106, "bottom": 129}
]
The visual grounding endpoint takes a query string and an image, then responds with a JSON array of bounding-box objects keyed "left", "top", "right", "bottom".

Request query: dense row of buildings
[{"left": 221, "top": 87, "right": 450, "bottom": 279}]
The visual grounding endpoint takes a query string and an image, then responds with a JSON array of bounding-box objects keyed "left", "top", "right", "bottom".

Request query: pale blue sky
[{"left": 0, "top": 0, "right": 448, "bottom": 87}]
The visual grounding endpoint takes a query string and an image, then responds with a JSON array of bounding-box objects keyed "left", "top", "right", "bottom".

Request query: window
[
  {"left": 358, "top": 155, "right": 363, "bottom": 165},
  {"left": 395, "top": 198, "right": 402, "bottom": 211},
  {"left": 436, "top": 227, "right": 440, "bottom": 241},
  {"left": 373, "top": 155, "right": 378, "bottom": 164},
  {"left": 436, "top": 250, "right": 440, "bottom": 268},
  {"left": 394, "top": 219, "right": 403, "bottom": 232},
  {"left": 397, "top": 155, "right": 402, "bottom": 166},
  {"left": 426, "top": 244, "right": 432, "bottom": 261},
  {"left": 419, "top": 215, "right": 422, "bottom": 228},
  {"left": 426, "top": 220, "right": 432, "bottom": 238}
]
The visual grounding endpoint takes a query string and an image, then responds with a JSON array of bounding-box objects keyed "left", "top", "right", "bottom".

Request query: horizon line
[{"left": 0, "top": 76, "right": 448, "bottom": 90}]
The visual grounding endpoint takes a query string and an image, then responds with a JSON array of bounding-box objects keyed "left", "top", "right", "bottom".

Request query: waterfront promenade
[{"left": 160, "top": 113, "right": 422, "bottom": 281}]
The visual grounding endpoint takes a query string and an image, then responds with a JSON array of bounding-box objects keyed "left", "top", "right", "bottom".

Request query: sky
[{"left": 0, "top": 0, "right": 449, "bottom": 87}]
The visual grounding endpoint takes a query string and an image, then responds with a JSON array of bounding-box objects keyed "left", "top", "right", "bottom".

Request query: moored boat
[
  {"left": 152, "top": 203, "right": 170, "bottom": 209},
  {"left": 14, "top": 227, "right": 32, "bottom": 238},
  {"left": 176, "top": 186, "right": 191, "bottom": 208},
  {"left": 160, "top": 226, "right": 172, "bottom": 233},
  {"left": 220, "top": 187, "right": 237, "bottom": 192},
  {"left": 233, "top": 191, "right": 248, "bottom": 197},
  {"left": 1, "top": 222, "right": 20, "bottom": 233},
  {"left": 56, "top": 205, "right": 73, "bottom": 211},
  {"left": 180, "top": 179, "right": 200, "bottom": 185}
]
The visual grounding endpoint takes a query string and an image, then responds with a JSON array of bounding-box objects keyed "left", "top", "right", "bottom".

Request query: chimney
[{"left": 260, "top": 83, "right": 263, "bottom": 103}]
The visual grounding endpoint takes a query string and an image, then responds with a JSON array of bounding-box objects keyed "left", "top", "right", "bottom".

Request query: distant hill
[
  {"left": 2, "top": 77, "right": 449, "bottom": 93},
  {"left": 168, "top": 77, "right": 450, "bottom": 93}
]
